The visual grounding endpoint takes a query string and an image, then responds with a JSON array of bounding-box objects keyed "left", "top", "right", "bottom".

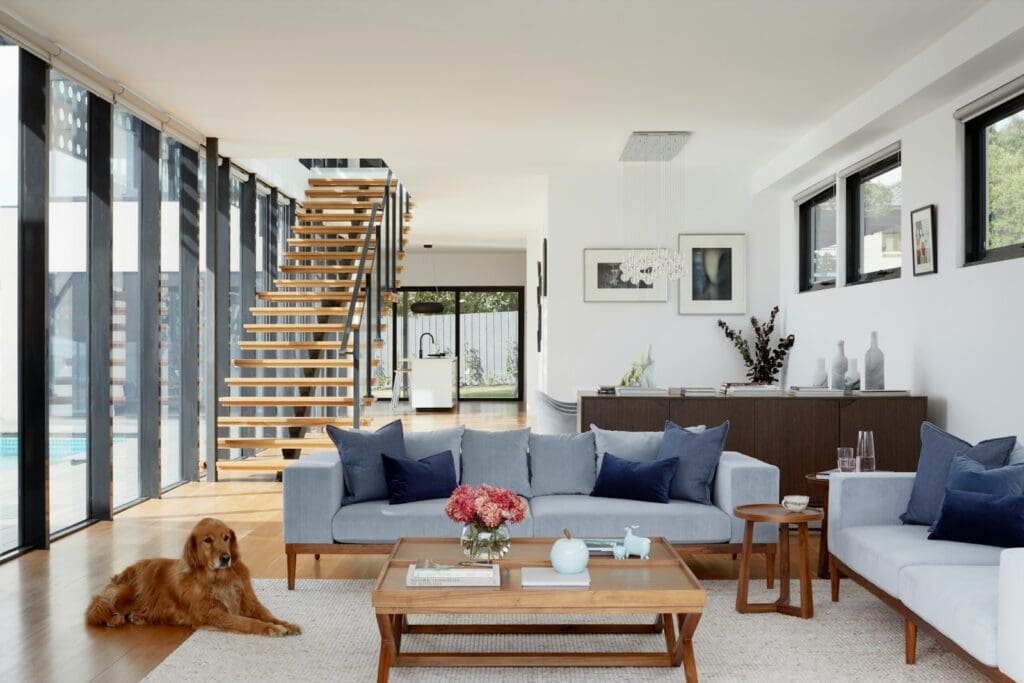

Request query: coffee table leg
[
  {"left": 674, "top": 612, "right": 702, "bottom": 682},
  {"left": 375, "top": 613, "right": 397, "bottom": 683},
  {"left": 777, "top": 522, "right": 791, "bottom": 608},
  {"left": 735, "top": 520, "right": 754, "bottom": 612},
  {"left": 797, "top": 523, "right": 814, "bottom": 618},
  {"left": 662, "top": 613, "right": 677, "bottom": 656}
]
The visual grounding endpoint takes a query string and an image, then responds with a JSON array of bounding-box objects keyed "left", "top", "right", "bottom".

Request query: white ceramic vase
[
  {"left": 811, "top": 358, "right": 828, "bottom": 388},
  {"left": 831, "top": 341, "right": 848, "bottom": 390},
  {"left": 864, "top": 331, "right": 885, "bottom": 390},
  {"left": 845, "top": 358, "right": 861, "bottom": 392}
]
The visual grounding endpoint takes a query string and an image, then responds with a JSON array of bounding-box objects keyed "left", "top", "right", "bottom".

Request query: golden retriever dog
[{"left": 86, "top": 518, "right": 301, "bottom": 636}]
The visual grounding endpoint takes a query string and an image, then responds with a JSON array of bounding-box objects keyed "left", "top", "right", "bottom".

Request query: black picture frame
[
  {"left": 536, "top": 261, "right": 543, "bottom": 352},
  {"left": 910, "top": 204, "right": 937, "bottom": 276},
  {"left": 542, "top": 238, "right": 548, "bottom": 297}
]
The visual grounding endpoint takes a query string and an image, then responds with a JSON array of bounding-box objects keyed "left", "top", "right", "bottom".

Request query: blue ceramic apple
[{"left": 550, "top": 528, "right": 589, "bottom": 574}]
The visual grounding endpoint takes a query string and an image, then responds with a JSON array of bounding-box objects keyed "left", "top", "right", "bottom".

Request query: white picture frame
[
  {"left": 583, "top": 248, "right": 668, "bottom": 303},
  {"left": 678, "top": 233, "right": 747, "bottom": 315}
]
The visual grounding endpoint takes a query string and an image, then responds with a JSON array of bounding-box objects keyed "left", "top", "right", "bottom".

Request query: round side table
[{"left": 734, "top": 503, "right": 824, "bottom": 619}]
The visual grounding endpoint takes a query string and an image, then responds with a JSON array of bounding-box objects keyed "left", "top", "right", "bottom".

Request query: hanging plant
[{"left": 717, "top": 306, "right": 795, "bottom": 384}]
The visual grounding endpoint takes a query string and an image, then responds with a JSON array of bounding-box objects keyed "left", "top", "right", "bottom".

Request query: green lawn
[{"left": 459, "top": 385, "right": 517, "bottom": 399}]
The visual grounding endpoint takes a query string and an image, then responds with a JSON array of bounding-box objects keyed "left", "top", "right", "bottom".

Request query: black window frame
[
  {"left": 845, "top": 152, "right": 903, "bottom": 285},
  {"left": 798, "top": 184, "right": 837, "bottom": 292},
  {"left": 964, "top": 90, "right": 1024, "bottom": 266}
]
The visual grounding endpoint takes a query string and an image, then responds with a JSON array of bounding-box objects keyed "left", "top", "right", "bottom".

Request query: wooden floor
[{"left": 0, "top": 402, "right": 814, "bottom": 683}]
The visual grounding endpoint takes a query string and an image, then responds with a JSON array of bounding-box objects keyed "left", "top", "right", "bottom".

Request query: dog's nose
[{"left": 219, "top": 553, "right": 230, "bottom": 565}]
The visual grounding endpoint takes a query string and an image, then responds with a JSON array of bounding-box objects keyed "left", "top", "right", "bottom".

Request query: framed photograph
[
  {"left": 542, "top": 238, "right": 548, "bottom": 296},
  {"left": 911, "top": 204, "right": 937, "bottom": 276},
  {"left": 678, "top": 233, "right": 747, "bottom": 315},
  {"left": 582, "top": 248, "right": 668, "bottom": 302}
]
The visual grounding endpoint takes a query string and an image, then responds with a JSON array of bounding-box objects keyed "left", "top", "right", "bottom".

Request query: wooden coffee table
[{"left": 371, "top": 537, "right": 706, "bottom": 682}]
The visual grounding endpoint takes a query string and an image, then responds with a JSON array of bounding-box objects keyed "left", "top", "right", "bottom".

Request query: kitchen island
[{"left": 410, "top": 356, "right": 458, "bottom": 410}]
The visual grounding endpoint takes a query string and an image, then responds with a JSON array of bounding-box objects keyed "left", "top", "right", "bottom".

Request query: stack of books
[
  {"left": 521, "top": 566, "right": 591, "bottom": 589},
  {"left": 615, "top": 386, "right": 669, "bottom": 397},
  {"left": 404, "top": 560, "right": 501, "bottom": 588},
  {"left": 680, "top": 387, "right": 720, "bottom": 397},
  {"left": 853, "top": 389, "right": 910, "bottom": 397},
  {"left": 722, "top": 383, "right": 783, "bottom": 397},
  {"left": 596, "top": 385, "right": 616, "bottom": 395},
  {"left": 788, "top": 386, "right": 846, "bottom": 397}
]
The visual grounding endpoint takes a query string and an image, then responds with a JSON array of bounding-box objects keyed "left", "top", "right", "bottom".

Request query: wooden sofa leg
[
  {"left": 314, "top": 554, "right": 320, "bottom": 561},
  {"left": 765, "top": 546, "right": 775, "bottom": 589},
  {"left": 287, "top": 548, "right": 297, "bottom": 590},
  {"left": 829, "top": 554, "right": 840, "bottom": 602},
  {"left": 905, "top": 618, "right": 917, "bottom": 664}
]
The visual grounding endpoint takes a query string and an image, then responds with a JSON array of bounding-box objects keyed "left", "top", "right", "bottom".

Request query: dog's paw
[
  {"left": 279, "top": 621, "right": 302, "bottom": 635},
  {"left": 262, "top": 623, "right": 289, "bottom": 637},
  {"left": 127, "top": 612, "right": 147, "bottom": 625},
  {"left": 105, "top": 612, "right": 125, "bottom": 627}
]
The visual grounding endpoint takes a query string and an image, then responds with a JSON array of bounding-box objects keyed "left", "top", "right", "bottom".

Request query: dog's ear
[
  {"left": 183, "top": 533, "right": 202, "bottom": 570},
  {"left": 229, "top": 528, "right": 240, "bottom": 563}
]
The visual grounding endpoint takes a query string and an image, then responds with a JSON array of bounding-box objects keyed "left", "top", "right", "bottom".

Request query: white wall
[
  {"left": 400, "top": 249, "right": 526, "bottom": 287},
  {"left": 770, "top": 57, "right": 1024, "bottom": 444},
  {"left": 544, "top": 161, "right": 780, "bottom": 401}
]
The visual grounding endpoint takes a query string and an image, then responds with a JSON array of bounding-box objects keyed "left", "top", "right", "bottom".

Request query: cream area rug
[{"left": 144, "top": 579, "right": 981, "bottom": 682}]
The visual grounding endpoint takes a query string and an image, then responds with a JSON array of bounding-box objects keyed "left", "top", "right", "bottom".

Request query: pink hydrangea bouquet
[{"left": 445, "top": 484, "right": 527, "bottom": 560}]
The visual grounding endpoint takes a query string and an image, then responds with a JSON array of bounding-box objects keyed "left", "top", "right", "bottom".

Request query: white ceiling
[{"left": 2, "top": 0, "right": 986, "bottom": 247}]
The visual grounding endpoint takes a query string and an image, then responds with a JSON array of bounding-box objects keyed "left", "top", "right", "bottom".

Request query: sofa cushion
[
  {"left": 591, "top": 453, "right": 678, "bottom": 503},
  {"left": 900, "top": 422, "right": 1016, "bottom": 526},
  {"left": 460, "top": 428, "right": 532, "bottom": 497},
  {"left": 830, "top": 523, "right": 1003, "bottom": 596},
  {"left": 899, "top": 564, "right": 1000, "bottom": 666},
  {"left": 333, "top": 497, "right": 534, "bottom": 544},
  {"left": 946, "top": 455, "right": 1024, "bottom": 497},
  {"left": 327, "top": 419, "right": 407, "bottom": 505},
  {"left": 657, "top": 420, "right": 730, "bottom": 505},
  {"left": 930, "top": 489, "right": 1024, "bottom": 548},
  {"left": 530, "top": 495, "right": 731, "bottom": 544},
  {"left": 591, "top": 424, "right": 706, "bottom": 471},
  {"left": 382, "top": 451, "right": 457, "bottom": 505},
  {"left": 1010, "top": 440, "right": 1024, "bottom": 465},
  {"left": 404, "top": 427, "right": 466, "bottom": 479},
  {"left": 528, "top": 432, "right": 597, "bottom": 496}
]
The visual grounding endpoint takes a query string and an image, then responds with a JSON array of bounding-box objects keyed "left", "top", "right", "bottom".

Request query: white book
[
  {"left": 412, "top": 561, "right": 496, "bottom": 579},
  {"left": 853, "top": 390, "right": 910, "bottom": 397},
  {"left": 405, "top": 564, "right": 500, "bottom": 587},
  {"left": 520, "top": 567, "right": 591, "bottom": 588},
  {"left": 615, "top": 386, "right": 669, "bottom": 396}
]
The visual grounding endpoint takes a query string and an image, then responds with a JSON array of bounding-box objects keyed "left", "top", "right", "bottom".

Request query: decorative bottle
[
  {"left": 830, "top": 341, "right": 848, "bottom": 391},
  {"left": 844, "top": 358, "right": 861, "bottom": 393},
  {"left": 864, "top": 331, "right": 885, "bottom": 390},
  {"left": 811, "top": 358, "right": 828, "bottom": 388}
]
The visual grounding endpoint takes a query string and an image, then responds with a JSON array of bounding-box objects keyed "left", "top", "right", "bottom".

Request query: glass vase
[{"left": 460, "top": 521, "right": 511, "bottom": 562}]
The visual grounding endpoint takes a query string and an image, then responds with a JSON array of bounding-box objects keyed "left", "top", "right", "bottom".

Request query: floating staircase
[{"left": 216, "top": 170, "right": 410, "bottom": 470}]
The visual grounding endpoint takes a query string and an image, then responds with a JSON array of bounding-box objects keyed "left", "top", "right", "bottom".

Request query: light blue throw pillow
[
  {"left": 901, "top": 422, "right": 1016, "bottom": 526},
  {"left": 529, "top": 432, "right": 597, "bottom": 496},
  {"left": 327, "top": 419, "right": 408, "bottom": 505},
  {"left": 656, "top": 420, "right": 730, "bottom": 505},
  {"left": 405, "top": 426, "right": 466, "bottom": 479},
  {"left": 590, "top": 423, "right": 705, "bottom": 471},
  {"left": 946, "top": 454, "right": 1024, "bottom": 497},
  {"left": 460, "top": 428, "right": 532, "bottom": 497}
]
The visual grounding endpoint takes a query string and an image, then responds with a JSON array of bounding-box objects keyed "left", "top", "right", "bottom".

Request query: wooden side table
[
  {"left": 734, "top": 503, "right": 823, "bottom": 619},
  {"left": 805, "top": 473, "right": 831, "bottom": 579}
]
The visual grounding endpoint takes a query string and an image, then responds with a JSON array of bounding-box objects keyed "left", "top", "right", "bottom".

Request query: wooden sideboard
[{"left": 578, "top": 393, "right": 927, "bottom": 500}]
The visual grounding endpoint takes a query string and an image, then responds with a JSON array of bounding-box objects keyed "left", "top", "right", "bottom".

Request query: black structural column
[
  {"left": 179, "top": 145, "right": 200, "bottom": 482},
  {"left": 238, "top": 174, "right": 257, "bottom": 457},
  {"left": 212, "top": 154, "right": 231, "bottom": 475},
  {"left": 138, "top": 123, "right": 161, "bottom": 498},
  {"left": 18, "top": 49, "right": 49, "bottom": 549},
  {"left": 202, "top": 140, "right": 222, "bottom": 480},
  {"left": 87, "top": 95, "right": 113, "bottom": 520}
]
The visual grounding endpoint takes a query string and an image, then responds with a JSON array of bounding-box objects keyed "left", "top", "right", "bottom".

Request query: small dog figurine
[{"left": 623, "top": 525, "right": 651, "bottom": 560}]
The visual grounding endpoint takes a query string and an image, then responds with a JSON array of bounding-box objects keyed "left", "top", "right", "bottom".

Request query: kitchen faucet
[{"left": 418, "top": 332, "right": 435, "bottom": 359}]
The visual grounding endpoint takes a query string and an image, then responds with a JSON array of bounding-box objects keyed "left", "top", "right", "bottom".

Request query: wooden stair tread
[
  {"left": 245, "top": 323, "right": 349, "bottom": 332},
  {"left": 307, "top": 178, "right": 392, "bottom": 187},
  {"left": 225, "top": 377, "right": 356, "bottom": 387},
  {"left": 280, "top": 265, "right": 367, "bottom": 274},
  {"left": 237, "top": 341, "right": 342, "bottom": 350},
  {"left": 274, "top": 279, "right": 357, "bottom": 289},
  {"left": 219, "top": 396, "right": 373, "bottom": 407},
  {"left": 216, "top": 439, "right": 335, "bottom": 453},
  {"left": 232, "top": 358, "right": 379, "bottom": 368},
  {"left": 288, "top": 237, "right": 373, "bottom": 246},
  {"left": 218, "top": 416, "right": 360, "bottom": 427},
  {"left": 305, "top": 188, "right": 395, "bottom": 198},
  {"left": 250, "top": 306, "right": 359, "bottom": 316},
  {"left": 293, "top": 219, "right": 375, "bottom": 228},
  {"left": 301, "top": 200, "right": 379, "bottom": 210},
  {"left": 256, "top": 292, "right": 360, "bottom": 302}
]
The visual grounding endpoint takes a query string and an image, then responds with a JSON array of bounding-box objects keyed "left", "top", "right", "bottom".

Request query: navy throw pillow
[
  {"left": 946, "top": 455, "right": 1024, "bottom": 497},
  {"left": 382, "top": 450, "right": 457, "bottom": 505},
  {"left": 327, "top": 419, "right": 408, "bottom": 505},
  {"left": 656, "top": 420, "right": 730, "bottom": 505},
  {"left": 929, "top": 489, "right": 1024, "bottom": 548},
  {"left": 591, "top": 452, "right": 679, "bottom": 504},
  {"left": 900, "top": 422, "right": 1016, "bottom": 526}
]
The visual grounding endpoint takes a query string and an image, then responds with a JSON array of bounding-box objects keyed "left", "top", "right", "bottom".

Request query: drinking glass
[
  {"left": 837, "top": 447, "right": 856, "bottom": 472},
  {"left": 857, "top": 431, "right": 876, "bottom": 472}
]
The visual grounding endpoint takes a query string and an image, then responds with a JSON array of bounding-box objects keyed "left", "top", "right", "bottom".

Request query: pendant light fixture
[
  {"left": 410, "top": 244, "right": 445, "bottom": 314},
  {"left": 618, "top": 131, "right": 690, "bottom": 286}
]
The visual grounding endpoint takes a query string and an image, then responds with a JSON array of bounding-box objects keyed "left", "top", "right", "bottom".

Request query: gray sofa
[
  {"left": 283, "top": 427, "right": 780, "bottom": 589},
  {"left": 829, "top": 471, "right": 1024, "bottom": 680}
]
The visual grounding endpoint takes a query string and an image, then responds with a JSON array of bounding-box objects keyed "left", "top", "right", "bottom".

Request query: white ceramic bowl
[{"left": 782, "top": 495, "right": 810, "bottom": 512}]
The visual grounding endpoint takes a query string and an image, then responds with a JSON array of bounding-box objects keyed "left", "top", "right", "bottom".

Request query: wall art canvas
[
  {"left": 678, "top": 233, "right": 747, "bottom": 314},
  {"left": 582, "top": 248, "right": 668, "bottom": 302},
  {"left": 911, "top": 204, "right": 936, "bottom": 276}
]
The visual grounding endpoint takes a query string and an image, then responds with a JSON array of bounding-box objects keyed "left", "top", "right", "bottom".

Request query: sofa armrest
[
  {"left": 714, "top": 451, "right": 780, "bottom": 544},
  {"left": 999, "top": 549, "right": 1024, "bottom": 680},
  {"left": 828, "top": 472, "right": 915, "bottom": 541},
  {"left": 283, "top": 450, "right": 343, "bottom": 544}
]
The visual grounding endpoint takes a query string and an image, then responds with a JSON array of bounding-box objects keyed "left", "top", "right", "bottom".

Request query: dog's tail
[{"left": 85, "top": 569, "right": 136, "bottom": 627}]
